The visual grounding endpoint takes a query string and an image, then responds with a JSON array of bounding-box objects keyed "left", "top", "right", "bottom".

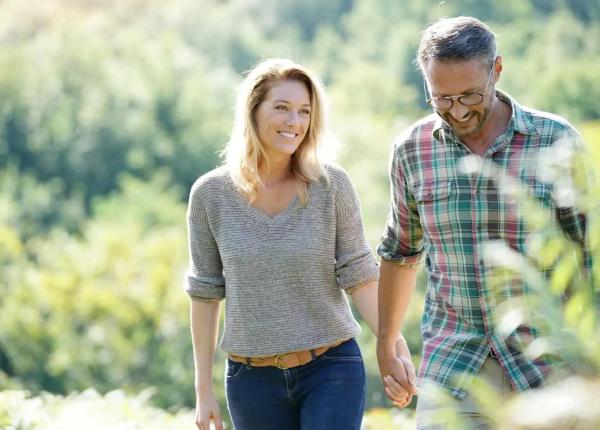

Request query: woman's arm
[
  {"left": 191, "top": 298, "right": 223, "bottom": 430},
  {"left": 348, "top": 280, "right": 379, "bottom": 335}
]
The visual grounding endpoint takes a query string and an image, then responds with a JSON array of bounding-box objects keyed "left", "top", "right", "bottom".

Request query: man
[{"left": 376, "top": 16, "right": 592, "bottom": 429}]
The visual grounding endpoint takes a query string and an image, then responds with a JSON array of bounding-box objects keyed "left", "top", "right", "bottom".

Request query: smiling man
[{"left": 375, "top": 16, "right": 593, "bottom": 429}]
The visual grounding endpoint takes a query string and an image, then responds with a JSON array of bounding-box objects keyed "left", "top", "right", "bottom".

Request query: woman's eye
[
  {"left": 300, "top": 109, "right": 311, "bottom": 115},
  {"left": 275, "top": 105, "right": 287, "bottom": 111}
]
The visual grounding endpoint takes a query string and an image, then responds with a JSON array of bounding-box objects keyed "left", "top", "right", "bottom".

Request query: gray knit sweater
[{"left": 184, "top": 164, "right": 379, "bottom": 356}]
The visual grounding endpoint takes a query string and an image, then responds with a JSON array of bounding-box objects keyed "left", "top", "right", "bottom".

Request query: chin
[
  {"left": 276, "top": 145, "right": 301, "bottom": 157},
  {"left": 446, "top": 115, "right": 483, "bottom": 137},
  {"left": 453, "top": 126, "right": 479, "bottom": 137}
]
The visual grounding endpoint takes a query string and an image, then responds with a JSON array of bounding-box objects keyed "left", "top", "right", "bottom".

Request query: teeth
[{"left": 279, "top": 131, "right": 296, "bottom": 138}]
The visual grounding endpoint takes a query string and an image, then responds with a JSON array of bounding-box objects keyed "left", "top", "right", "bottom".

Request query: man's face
[{"left": 424, "top": 58, "right": 498, "bottom": 138}]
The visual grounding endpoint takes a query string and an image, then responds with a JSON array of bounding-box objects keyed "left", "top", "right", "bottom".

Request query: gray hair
[{"left": 417, "top": 16, "right": 497, "bottom": 72}]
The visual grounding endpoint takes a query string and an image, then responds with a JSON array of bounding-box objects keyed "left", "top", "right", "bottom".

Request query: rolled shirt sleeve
[
  {"left": 377, "top": 138, "right": 426, "bottom": 268},
  {"left": 553, "top": 128, "right": 597, "bottom": 279}
]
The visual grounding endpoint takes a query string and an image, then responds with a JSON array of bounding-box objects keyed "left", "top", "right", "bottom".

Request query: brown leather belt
[{"left": 229, "top": 339, "right": 347, "bottom": 369}]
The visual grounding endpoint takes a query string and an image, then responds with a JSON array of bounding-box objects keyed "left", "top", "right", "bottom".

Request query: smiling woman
[
  {"left": 254, "top": 80, "right": 311, "bottom": 161},
  {"left": 185, "top": 58, "right": 384, "bottom": 430},
  {"left": 223, "top": 59, "right": 330, "bottom": 206}
]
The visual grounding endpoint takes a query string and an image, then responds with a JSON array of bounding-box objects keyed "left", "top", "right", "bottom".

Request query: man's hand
[
  {"left": 195, "top": 391, "right": 223, "bottom": 430},
  {"left": 377, "top": 335, "right": 418, "bottom": 408}
]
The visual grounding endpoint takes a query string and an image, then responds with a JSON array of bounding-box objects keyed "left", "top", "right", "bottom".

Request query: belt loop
[
  {"left": 246, "top": 357, "right": 251, "bottom": 367},
  {"left": 309, "top": 349, "right": 317, "bottom": 359}
]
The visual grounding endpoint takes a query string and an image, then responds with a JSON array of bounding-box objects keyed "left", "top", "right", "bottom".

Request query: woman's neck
[{"left": 259, "top": 158, "right": 293, "bottom": 186}]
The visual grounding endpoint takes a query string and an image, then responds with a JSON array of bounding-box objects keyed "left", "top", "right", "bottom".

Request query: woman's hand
[
  {"left": 384, "top": 375, "right": 413, "bottom": 408},
  {"left": 377, "top": 335, "right": 418, "bottom": 408},
  {"left": 190, "top": 299, "right": 223, "bottom": 430},
  {"left": 195, "top": 391, "right": 223, "bottom": 430}
]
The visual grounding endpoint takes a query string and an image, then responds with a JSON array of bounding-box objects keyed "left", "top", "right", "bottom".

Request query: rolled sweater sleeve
[
  {"left": 332, "top": 167, "right": 379, "bottom": 290},
  {"left": 184, "top": 179, "right": 225, "bottom": 300}
]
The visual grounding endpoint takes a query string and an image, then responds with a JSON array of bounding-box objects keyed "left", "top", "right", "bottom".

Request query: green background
[{"left": 1, "top": 0, "right": 599, "bottom": 427}]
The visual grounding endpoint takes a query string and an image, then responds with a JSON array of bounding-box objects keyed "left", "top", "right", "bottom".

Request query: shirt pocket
[
  {"left": 412, "top": 181, "right": 455, "bottom": 241},
  {"left": 413, "top": 181, "right": 453, "bottom": 203}
]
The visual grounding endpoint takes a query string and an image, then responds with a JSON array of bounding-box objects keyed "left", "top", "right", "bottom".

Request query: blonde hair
[{"left": 223, "top": 58, "right": 332, "bottom": 204}]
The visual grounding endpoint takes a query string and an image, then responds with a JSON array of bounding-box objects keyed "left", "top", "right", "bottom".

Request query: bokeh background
[{"left": 1, "top": 0, "right": 599, "bottom": 428}]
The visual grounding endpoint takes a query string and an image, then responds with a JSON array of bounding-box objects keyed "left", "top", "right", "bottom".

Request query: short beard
[{"left": 438, "top": 99, "right": 495, "bottom": 138}]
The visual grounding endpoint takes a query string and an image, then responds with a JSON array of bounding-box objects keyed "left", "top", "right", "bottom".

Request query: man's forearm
[{"left": 377, "top": 259, "right": 418, "bottom": 349}]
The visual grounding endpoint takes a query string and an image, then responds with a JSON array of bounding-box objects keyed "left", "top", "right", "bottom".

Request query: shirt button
[{"left": 477, "top": 224, "right": 483, "bottom": 231}]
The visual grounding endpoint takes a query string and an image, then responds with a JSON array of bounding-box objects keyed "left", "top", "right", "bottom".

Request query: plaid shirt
[{"left": 378, "top": 91, "right": 590, "bottom": 399}]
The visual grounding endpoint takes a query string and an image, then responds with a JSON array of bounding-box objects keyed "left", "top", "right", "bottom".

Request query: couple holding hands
[{"left": 186, "top": 17, "right": 592, "bottom": 430}]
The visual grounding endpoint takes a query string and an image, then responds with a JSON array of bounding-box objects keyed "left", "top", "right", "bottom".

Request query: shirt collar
[{"left": 432, "top": 90, "right": 538, "bottom": 143}]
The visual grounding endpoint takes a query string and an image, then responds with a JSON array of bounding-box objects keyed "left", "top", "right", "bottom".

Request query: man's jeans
[
  {"left": 416, "top": 355, "right": 512, "bottom": 430},
  {"left": 225, "top": 338, "right": 366, "bottom": 430}
]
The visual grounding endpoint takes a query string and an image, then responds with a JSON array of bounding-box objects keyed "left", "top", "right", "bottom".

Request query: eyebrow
[{"left": 273, "top": 99, "right": 311, "bottom": 107}]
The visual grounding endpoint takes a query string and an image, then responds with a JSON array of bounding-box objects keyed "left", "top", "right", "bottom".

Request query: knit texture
[{"left": 185, "top": 164, "right": 379, "bottom": 356}]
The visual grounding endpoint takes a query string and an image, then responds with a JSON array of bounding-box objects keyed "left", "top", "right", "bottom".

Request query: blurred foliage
[
  {"left": 362, "top": 407, "right": 416, "bottom": 429},
  {"left": 0, "top": 0, "right": 599, "bottom": 426},
  {"left": 0, "top": 0, "right": 232, "bottom": 215},
  {"left": 0, "top": 390, "right": 417, "bottom": 429},
  {"left": 0, "top": 389, "right": 196, "bottom": 430},
  {"left": 0, "top": 176, "right": 194, "bottom": 409}
]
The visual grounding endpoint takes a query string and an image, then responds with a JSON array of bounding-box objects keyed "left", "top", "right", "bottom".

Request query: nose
[
  {"left": 448, "top": 102, "right": 469, "bottom": 120},
  {"left": 285, "top": 111, "right": 300, "bottom": 126}
]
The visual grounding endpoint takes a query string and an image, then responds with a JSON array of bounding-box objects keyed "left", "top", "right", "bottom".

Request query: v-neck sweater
[{"left": 184, "top": 164, "right": 379, "bottom": 356}]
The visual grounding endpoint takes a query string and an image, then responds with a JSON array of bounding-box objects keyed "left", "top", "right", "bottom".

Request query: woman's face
[{"left": 254, "top": 79, "right": 311, "bottom": 160}]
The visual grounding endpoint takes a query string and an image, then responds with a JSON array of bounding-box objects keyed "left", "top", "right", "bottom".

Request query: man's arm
[{"left": 376, "top": 259, "right": 419, "bottom": 405}]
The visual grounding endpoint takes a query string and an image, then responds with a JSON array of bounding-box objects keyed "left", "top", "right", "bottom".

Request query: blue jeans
[{"left": 225, "top": 338, "right": 366, "bottom": 430}]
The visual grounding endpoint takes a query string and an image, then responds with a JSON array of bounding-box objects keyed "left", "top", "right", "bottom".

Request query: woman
[{"left": 185, "top": 58, "right": 398, "bottom": 430}]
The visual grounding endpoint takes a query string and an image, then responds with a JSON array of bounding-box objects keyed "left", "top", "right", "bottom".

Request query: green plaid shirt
[{"left": 378, "top": 91, "right": 590, "bottom": 399}]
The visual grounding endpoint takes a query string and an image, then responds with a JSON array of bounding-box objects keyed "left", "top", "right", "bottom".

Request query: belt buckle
[{"left": 275, "top": 353, "right": 286, "bottom": 369}]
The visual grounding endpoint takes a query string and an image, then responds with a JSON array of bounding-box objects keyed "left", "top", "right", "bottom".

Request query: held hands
[
  {"left": 195, "top": 391, "right": 223, "bottom": 430},
  {"left": 377, "top": 335, "right": 418, "bottom": 408}
]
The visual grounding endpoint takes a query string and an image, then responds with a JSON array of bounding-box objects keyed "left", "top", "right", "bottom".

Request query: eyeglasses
[{"left": 424, "top": 65, "right": 494, "bottom": 110}]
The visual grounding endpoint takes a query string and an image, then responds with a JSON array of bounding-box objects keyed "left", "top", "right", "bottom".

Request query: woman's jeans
[{"left": 225, "top": 338, "right": 366, "bottom": 430}]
